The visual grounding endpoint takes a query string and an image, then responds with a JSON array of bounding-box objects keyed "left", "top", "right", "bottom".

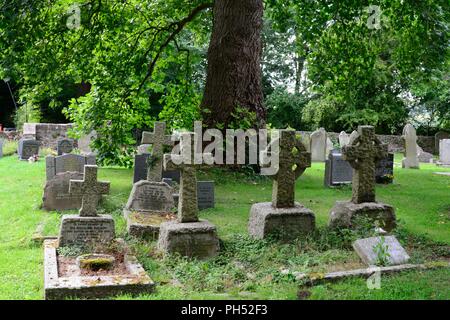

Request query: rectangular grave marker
[
  {"left": 324, "top": 151, "right": 353, "bottom": 187},
  {"left": 18, "top": 138, "right": 39, "bottom": 160},
  {"left": 197, "top": 181, "right": 215, "bottom": 210}
]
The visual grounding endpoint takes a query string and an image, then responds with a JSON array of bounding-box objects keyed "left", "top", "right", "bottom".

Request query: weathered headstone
[
  {"left": 141, "top": 122, "right": 174, "bottom": 181},
  {"left": 435, "top": 131, "right": 450, "bottom": 154},
  {"left": 310, "top": 128, "right": 327, "bottom": 162},
  {"left": 349, "top": 130, "right": 359, "bottom": 144},
  {"left": 401, "top": 124, "right": 419, "bottom": 169},
  {"left": 0, "top": 139, "right": 3, "bottom": 158},
  {"left": 438, "top": 139, "right": 450, "bottom": 167},
  {"left": 339, "top": 131, "right": 350, "bottom": 148},
  {"left": 158, "top": 132, "right": 219, "bottom": 258},
  {"left": 353, "top": 236, "right": 410, "bottom": 266},
  {"left": 18, "top": 138, "right": 39, "bottom": 160},
  {"left": 42, "top": 172, "right": 84, "bottom": 211},
  {"left": 133, "top": 153, "right": 180, "bottom": 183},
  {"left": 324, "top": 151, "right": 353, "bottom": 187},
  {"left": 124, "top": 180, "right": 175, "bottom": 238},
  {"left": 328, "top": 126, "right": 396, "bottom": 231},
  {"left": 248, "top": 130, "right": 315, "bottom": 240},
  {"left": 197, "top": 181, "right": 215, "bottom": 210},
  {"left": 326, "top": 137, "right": 334, "bottom": 157},
  {"left": 46, "top": 153, "right": 96, "bottom": 181},
  {"left": 375, "top": 152, "right": 394, "bottom": 184},
  {"left": 57, "top": 138, "right": 74, "bottom": 155},
  {"left": 58, "top": 165, "right": 113, "bottom": 247}
]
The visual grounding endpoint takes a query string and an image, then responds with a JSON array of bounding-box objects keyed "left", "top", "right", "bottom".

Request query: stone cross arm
[{"left": 141, "top": 122, "right": 173, "bottom": 146}]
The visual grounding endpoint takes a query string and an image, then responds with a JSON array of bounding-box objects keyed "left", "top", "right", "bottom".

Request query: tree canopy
[{"left": 1, "top": 0, "right": 448, "bottom": 165}]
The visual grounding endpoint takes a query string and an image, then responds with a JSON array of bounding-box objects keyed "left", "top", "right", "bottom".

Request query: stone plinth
[
  {"left": 58, "top": 215, "right": 115, "bottom": 247},
  {"left": 157, "top": 220, "right": 219, "bottom": 259},
  {"left": 328, "top": 201, "right": 396, "bottom": 232},
  {"left": 248, "top": 202, "right": 315, "bottom": 240}
]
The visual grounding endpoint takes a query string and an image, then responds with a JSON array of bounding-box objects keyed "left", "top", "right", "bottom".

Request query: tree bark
[{"left": 201, "top": 0, "right": 265, "bottom": 129}]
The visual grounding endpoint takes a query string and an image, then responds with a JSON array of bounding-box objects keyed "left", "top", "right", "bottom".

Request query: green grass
[{"left": 0, "top": 153, "right": 448, "bottom": 300}]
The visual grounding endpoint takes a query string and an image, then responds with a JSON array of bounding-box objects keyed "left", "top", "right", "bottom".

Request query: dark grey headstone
[
  {"left": 133, "top": 153, "right": 180, "bottom": 183},
  {"left": 46, "top": 154, "right": 96, "bottom": 181},
  {"left": 18, "top": 138, "right": 39, "bottom": 160},
  {"left": 197, "top": 181, "right": 215, "bottom": 210},
  {"left": 324, "top": 152, "right": 353, "bottom": 187},
  {"left": 375, "top": 153, "right": 394, "bottom": 184},
  {"left": 57, "top": 139, "right": 74, "bottom": 155}
]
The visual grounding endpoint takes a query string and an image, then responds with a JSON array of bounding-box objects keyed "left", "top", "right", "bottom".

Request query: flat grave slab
[
  {"left": 44, "top": 239, "right": 155, "bottom": 300},
  {"left": 353, "top": 236, "right": 410, "bottom": 266}
]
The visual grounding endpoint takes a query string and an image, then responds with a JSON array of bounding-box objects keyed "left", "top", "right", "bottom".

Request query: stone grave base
[
  {"left": 248, "top": 202, "right": 315, "bottom": 240},
  {"left": 328, "top": 201, "right": 396, "bottom": 231},
  {"left": 124, "top": 209, "right": 177, "bottom": 239},
  {"left": 157, "top": 220, "right": 219, "bottom": 259},
  {"left": 44, "top": 239, "right": 154, "bottom": 300},
  {"left": 58, "top": 215, "right": 115, "bottom": 248}
]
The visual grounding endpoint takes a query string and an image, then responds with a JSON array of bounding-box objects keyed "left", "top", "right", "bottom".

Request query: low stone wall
[
  {"left": 23, "top": 123, "right": 76, "bottom": 149},
  {"left": 298, "top": 131, "right": 436, "bottom": 154}
]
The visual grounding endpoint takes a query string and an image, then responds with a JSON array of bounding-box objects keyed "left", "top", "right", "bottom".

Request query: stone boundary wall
[
  {"left": 18, "top": 123, "right": 438, "bottom": 154},
  {"left": 22, "top": 123, "right": 76, "bottom": 149},
  {"left": 297, "top": 131, "right": 436, "bottom": 154}
]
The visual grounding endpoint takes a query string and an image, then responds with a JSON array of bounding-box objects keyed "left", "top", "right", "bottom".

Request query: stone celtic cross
[
  {"left": 141, "top": 121, "right": 174, "bottom": 181},
  {"left": 342, "top": 125, "right": 387, "bottom": 204},
  {"left": 69, "top": 165, "right": 110, "bottom": 217},
  {"left": 164, "top": 132, "right": 211, "bottom": 223},
  {"left": 262, "top": 130, "right": 311, "bottom": 208}
]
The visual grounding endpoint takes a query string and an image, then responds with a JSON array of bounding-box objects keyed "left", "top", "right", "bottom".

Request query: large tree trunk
[{"left": 201, "top": 0, "right": 265, "bottom": 129}]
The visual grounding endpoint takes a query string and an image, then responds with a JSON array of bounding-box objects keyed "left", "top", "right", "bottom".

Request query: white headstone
[
  {"left": 349, "top": 130, "right": 359, "bottom": 144},
  {"left": 339, "top": 131, "right": 350, "bottom": 148},
  {"left": 310, "top": 128, "right": 327, "bottom": 162},
  {"left": 401, "top": 124, "right": 419, "bottom": 169},
  {"left": 439, "top": 139, "right": 450, "bottom": 165}
]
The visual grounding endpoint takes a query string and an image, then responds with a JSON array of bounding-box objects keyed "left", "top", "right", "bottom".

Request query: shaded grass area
[{"left": 0, "top": 153, "right": 448, "bottom": 300}]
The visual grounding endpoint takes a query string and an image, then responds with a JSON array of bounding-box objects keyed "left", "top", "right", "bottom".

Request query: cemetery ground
[{"left": 0, "top": 153, "right": 449, "bottom": 300}]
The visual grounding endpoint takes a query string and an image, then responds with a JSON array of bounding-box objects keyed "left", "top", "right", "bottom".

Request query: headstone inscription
[
  {"left": 353, "top": 236, "right": 410, "bottom": 266},
  {"left": 18, "top": 138, "right": 39, "bottom": 160},
  {"left": 328, "top": 126, "right": 396, "bottom": 231},
  {"left": 248, "top": 130, "right": 315, "bottom": 240},
  {"left": 158, "top": 132, "right": 219, "bottom": 258},
  {"left": 375, "top": 152, "right": 394, "bottom": 184},
  {"left": 57, "top": 138, "right": 74, "bottom": 155},
  {"left": 324, "top": 151, "right": 353, "bottom": 187},
  {"left": 401, "top": 124, "right": 419, "bottom": 169},
  {"left": 46, "top": 153, "right": 96, "bottom": 181},
  {"left": 58, "top": 165, "right": 113, "bottom": 247}
]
